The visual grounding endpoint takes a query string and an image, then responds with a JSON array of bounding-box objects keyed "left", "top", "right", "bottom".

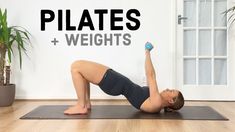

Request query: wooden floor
[{"left": 0, "top": 100, "right": 235, "bottom": 132}]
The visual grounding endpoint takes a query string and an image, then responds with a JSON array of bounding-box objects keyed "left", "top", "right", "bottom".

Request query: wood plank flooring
[{"left": 0, "top": 100, "right": 235, "bottom": 132}]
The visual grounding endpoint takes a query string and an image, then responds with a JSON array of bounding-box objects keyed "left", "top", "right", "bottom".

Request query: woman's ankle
[{"left": 76, "top": 102, "right": 86, "bottom": 108}]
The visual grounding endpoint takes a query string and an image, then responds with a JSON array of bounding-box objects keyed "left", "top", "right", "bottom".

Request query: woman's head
[{"left": 160, "top": 89, "right": 184, "bottom": 111}]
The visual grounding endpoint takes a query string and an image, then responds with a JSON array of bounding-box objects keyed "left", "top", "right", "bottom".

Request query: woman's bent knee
[{"left": 71, "top": 60, "right": 85, "bottom": 73}]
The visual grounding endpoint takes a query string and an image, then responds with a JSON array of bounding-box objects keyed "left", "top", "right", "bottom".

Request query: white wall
[
  {"left": 228, "top": 0, "right": 235, "bottom": 100},
  {"left": 0, "top": 0, "right": 175, "bottom": 99}
]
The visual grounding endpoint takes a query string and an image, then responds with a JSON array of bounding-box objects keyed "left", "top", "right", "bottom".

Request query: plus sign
[{"left": 51, "top": 38, "right": 59, "bottom": 45}]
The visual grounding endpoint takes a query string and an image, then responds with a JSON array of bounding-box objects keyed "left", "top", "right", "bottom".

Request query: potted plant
[{"left": 0, "top": 9, "right": 31, "bottom": 106}]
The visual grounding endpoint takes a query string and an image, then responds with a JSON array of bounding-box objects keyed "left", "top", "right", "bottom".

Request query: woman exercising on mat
[{"left": 64, "top": 42, "right": 184, "bottom": 114}]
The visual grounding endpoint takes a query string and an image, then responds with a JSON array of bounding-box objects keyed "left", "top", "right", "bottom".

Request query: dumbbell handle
[{"left": 145, "top": 42, "right": 153, "bottom": 51}]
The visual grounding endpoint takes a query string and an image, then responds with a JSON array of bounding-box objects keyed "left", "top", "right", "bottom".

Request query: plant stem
[
  {"left": 5, "top": 66, "right": 10, "bottom": 85},
  {"left": 0, "top": 44, "right": 6, "bottom": 86}
]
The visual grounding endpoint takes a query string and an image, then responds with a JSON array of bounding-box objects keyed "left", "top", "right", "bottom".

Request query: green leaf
[
  {"left": 230, "top": 18, "right": 235, "bottom": 27},
  {"left": 17, "top": 43, "right": 22, "bottom": 69},
  {"left": 12, "top": 26, "right": 32, "bottom": 44},
  {"left": 228, "top": 14, "right": 235, "bottom": 23},
  {"left": 16, "top": 30, "right": 26, "bottom": 51},
  {"left": 226, "top": 6, "right": 235, "bottom": 14}
]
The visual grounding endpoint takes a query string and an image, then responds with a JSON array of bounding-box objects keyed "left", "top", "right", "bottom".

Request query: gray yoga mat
[{"left": 20, "top": 105, "right": 228, "bottom": 120}]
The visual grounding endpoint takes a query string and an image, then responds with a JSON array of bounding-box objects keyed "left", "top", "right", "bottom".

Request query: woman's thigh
[{"left": 71, "top": 60, "right": 110, "bottom": 84}]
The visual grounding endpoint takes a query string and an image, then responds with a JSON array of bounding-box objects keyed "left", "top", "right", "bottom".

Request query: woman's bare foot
[
  {"left": 68, "top": 102, "right": 91, "bottom": 110},
  {"left": 64, "top": 104, "right": 88, "bottom": 115},
  {"left": 86, "top": 102, "right": 91, "bottom": 110}
]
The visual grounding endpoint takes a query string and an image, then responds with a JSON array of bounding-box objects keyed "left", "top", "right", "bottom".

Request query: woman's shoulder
[{"left": 140, "top": 97, "right": 162, "bottom": 113}]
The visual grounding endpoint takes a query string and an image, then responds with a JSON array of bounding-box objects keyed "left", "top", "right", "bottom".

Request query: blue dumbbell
[{"left": 145, "top": 42, "right": 154, "bottom": 51}]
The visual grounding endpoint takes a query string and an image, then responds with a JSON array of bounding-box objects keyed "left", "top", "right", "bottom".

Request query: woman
[{"left": 64, "top": 43, "right": 184, "bottom": 114}]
